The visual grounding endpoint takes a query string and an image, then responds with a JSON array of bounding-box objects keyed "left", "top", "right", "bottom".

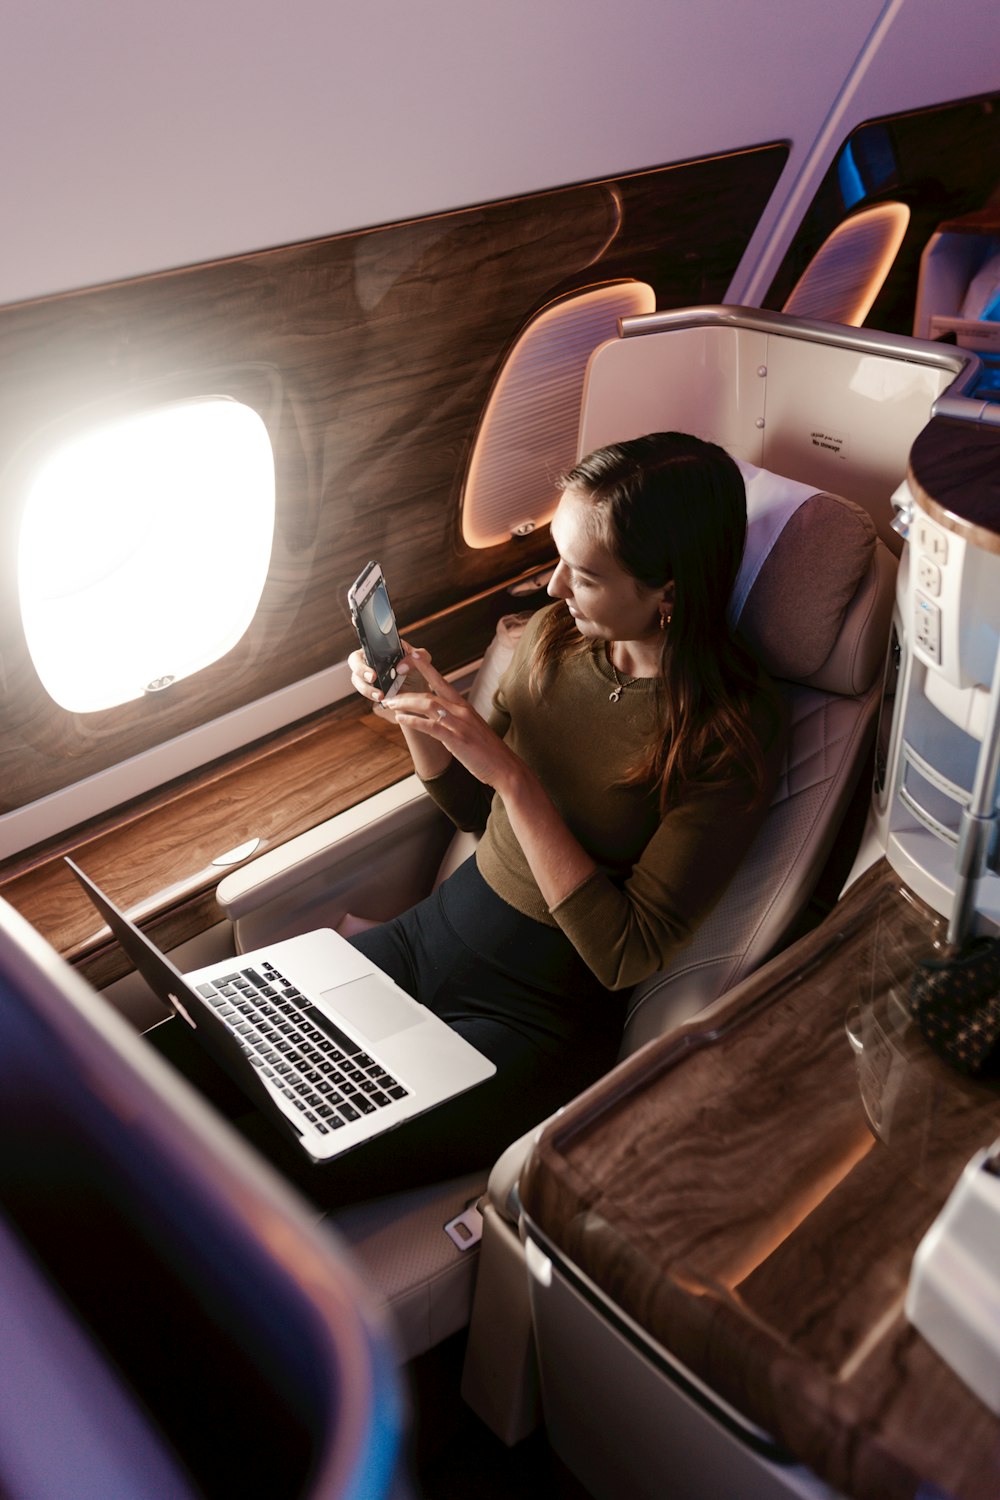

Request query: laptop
[{"left": 66, "top": 859, "right": 495, "bottom": 1163}]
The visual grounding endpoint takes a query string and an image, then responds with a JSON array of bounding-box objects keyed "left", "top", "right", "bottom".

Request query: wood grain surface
[
  {"left": 908, "top": 417, "right": 1000, "bottom": 552},
  {"left": 521, "top": 859, "right": 1000, "bottom": 1500},
  {"left": 0, "top": 697, "right": 413, "bottom": 987}
]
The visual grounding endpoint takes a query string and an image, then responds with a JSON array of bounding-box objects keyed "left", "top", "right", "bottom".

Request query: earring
[{"left": 659, "top": 611, "right": 671, "bottom": 632}]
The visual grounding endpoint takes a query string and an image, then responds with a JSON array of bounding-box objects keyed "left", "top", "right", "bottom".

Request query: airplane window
[
  {"left": 17, "top": 398, "right": 275, "bottom": 713},
  {"left": 837, "top": 123, "right": 900, "bottom": 210}
]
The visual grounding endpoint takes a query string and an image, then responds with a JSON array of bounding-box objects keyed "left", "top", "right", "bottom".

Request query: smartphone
[{"left": 348, "top": 560, "right": 405, "bottom": 699}]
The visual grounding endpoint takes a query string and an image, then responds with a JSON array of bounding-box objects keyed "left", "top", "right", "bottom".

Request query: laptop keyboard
[{"left": 195, "top": 961, "right": 409, "bottom": 1139}]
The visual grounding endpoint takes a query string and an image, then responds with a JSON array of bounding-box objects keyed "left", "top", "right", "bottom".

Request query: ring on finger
[{"left": 436, "top": 706, "right": 448, "bottom": 721}]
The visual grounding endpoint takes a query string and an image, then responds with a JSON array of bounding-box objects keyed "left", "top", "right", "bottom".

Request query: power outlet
[
  {"left": 915, "top": 592, "right": 941, "bottom": 663},
  {"left": 917, "top": 554, "right": 942, "bottom": 597}
]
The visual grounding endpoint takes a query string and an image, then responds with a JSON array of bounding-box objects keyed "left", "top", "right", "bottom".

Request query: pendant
[{"left": 609, "top": 688, "right": 622, "bottom": 703}]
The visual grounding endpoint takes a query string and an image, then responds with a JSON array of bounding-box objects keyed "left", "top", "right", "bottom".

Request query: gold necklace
[
  {"left": 607, "top": 649, "right": 637, "bottom": 704},
  {"left": 607, "top": 613, "right": 670, "bottom": 701}
]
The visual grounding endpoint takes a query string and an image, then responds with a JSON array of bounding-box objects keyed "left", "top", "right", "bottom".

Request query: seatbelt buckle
[{"left": 444, "top": 1202, "right": 484, "bottom": 1251}]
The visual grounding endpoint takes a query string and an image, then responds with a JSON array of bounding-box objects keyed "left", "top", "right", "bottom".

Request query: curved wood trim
[{"left": 908, "top": 417, "right": 1000, "bottom": 552}]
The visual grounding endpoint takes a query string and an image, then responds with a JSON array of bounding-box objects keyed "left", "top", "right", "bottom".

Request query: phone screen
[{"left": 352, "top": 566, "right": 404, "bottom": 695}]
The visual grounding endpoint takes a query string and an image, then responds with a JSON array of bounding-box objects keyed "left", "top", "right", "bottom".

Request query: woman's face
[{"left": 546, "top": 488, "right": 669, "bottom": 644}]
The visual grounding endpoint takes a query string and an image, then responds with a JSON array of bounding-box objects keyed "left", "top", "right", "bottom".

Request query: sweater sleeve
[
  {"left": 548, "top": 730, "right": 783, "bottom": 992},
  {"left": 419, "top": 755, "right": 496, "bottom": 834},
  {"left": 418, "top": 658, "right": 515, "bottom": 834}
]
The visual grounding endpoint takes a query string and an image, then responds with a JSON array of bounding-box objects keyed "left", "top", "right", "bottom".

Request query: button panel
[
  {"left": 913, "top": 518, "right": 948, "bottom": 666},
  {"left": 916, "top": 517, "right": 948, "bottom": 564}
]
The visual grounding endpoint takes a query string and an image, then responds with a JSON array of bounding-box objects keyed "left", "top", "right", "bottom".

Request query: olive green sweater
[{"left": 422, "top": 607, "right": 784, "bottom": 992}]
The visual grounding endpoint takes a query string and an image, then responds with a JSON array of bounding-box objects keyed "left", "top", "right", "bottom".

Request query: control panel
[{"left": 912, "top": 517, "right": 947, "bottom": 667}]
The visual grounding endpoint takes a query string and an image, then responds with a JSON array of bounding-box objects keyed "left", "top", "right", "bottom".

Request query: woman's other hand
[
  {"left": 361, "top": 644, "right": 595, "bottom": 906},
  {"left": 349, "top": 644, "right": 453, "bottom": 780},
  {"left": 391, "top": 652, "right": 519, "bottom": 791}
]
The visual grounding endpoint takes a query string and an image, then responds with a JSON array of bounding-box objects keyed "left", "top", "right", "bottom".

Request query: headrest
[
  {"left": 737, "top": 482, "right": 879, "bottom": 693},
  {"left": 730, "top": 461, "right": 821, "bottom": 621}
]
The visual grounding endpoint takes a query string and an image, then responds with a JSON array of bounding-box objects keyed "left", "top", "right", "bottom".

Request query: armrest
[
  {"left": 486, "top": 1114, "right": 561, "bottom": 1227},
  {"left": 216, "top": 775, "right": 456, "bottom": 951},
  {"left": 217, "top": 776, "right": 430, "bottom": 919}
]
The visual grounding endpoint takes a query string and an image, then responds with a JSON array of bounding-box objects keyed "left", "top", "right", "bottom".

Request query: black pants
[{"left": 235, "top": 858, "right": 623, "bottom": 1212}]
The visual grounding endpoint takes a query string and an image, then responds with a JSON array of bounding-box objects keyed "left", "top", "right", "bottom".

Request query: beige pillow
[{"left": 739, "top": 492, "right": 877, "bottom": 681}]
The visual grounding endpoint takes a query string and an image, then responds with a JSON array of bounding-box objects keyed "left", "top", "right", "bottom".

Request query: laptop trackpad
[{"left": 321, "top": 974, "right": 422, "bottom": 1043}]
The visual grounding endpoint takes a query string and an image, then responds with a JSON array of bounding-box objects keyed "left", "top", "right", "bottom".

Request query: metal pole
[{"left": 948, "top": 634, "right": 1000, "bottom": 948}]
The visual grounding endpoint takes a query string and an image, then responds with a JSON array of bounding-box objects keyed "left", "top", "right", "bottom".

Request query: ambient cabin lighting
[
  {"left": 18, "top": 398, "right": 275, "bottom": 713},
  {"left": 461, "top": 280, "right": 656, "bottom": 548},
  {"left": 781, "top": 201, "right": 911, "bottom": 327}
]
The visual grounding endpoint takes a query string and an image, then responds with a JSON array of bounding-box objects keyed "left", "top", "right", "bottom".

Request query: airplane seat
[
  {"left": 620, "top": 483, "right": 895, "bottom": 1050},
  {"left": 460, "top": 477, "right": 897, "bottom": 1442},
  {"left": 214, "top": 468, "right": 897, "bottom": 1410},
  {"left": 0, "top": 896, "right": 410, "bottom": 1500}
]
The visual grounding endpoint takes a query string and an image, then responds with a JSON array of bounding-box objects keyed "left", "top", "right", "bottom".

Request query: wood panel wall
[{"left": 0, "top": 144, "right": 786, "bottom": 829}]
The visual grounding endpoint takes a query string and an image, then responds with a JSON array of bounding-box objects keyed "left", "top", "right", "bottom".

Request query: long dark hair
[{"left": 531, "top": 431, "right": 773, "bottom": 811}]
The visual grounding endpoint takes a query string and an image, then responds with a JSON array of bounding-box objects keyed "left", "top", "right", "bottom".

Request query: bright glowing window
[{"left": 18, "top": 398, "right": 275, "bottom": 713}]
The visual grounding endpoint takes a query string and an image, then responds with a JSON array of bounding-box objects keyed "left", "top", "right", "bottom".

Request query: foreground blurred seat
[{"left": 0, "top": 895, "right": 411, "bottom": 1500}]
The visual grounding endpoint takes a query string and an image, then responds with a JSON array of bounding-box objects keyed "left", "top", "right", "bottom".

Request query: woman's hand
[
  {"left": 351, "top": 642, "right": 598, "bottom": 908},
  {"left": 349, "top": 643, "right": 454, "bottom": 781},
  {"left": 390, "top": 652, "right": 521, "bottom": 792},
  {"left": 403, "top": 651, "right": 598, "bottom": 907},
  {"left": 347, "top": 643, "right": 414, "bottom": 708}
]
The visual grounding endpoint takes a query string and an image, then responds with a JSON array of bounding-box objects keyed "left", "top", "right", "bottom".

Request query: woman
[{"left": 253, "top": 432, "right": 784, "bottom": 1205}]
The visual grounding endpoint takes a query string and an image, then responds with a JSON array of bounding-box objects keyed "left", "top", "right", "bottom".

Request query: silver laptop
[{"left": 67, "top": 859, "right": 495, "bottom": 1163}]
